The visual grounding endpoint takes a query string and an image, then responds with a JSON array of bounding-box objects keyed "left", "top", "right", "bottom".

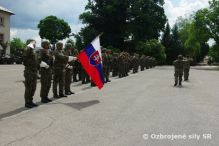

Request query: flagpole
[
  {"left": 98, "top": 32, "right": 104, "bottom": 38},
  {"left": 92, "top": 32, "right": 103, "bottom": 44}
]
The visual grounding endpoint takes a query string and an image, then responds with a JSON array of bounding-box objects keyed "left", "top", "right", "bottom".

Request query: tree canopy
[
  {"left": 38, "top": 15, "right": 71, "bottom": 45},
  {"left": 161, "top": 0, "right": 219, "bottom": 63},
  {"left": 79, "top": 0, "right": 166, "bottom": 49},
  {"left": 136, "top": 39, "right": 166, "bottom": 64},
  {"left": 10, "top": 38, "right": 26, "bottom": 55}
]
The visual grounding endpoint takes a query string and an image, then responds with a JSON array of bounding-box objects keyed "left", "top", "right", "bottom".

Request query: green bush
[
  {"left": 10, "top": 38, "right": 26, "bottom": 55},
  {"left": 136, "top": 39, "right": 166, "bottom": 64},
  {"left": 106, "top": 46, "right": 121, "bottom": 53},
  {"left": 209, "top": 45, "right": 219, "bottom": 62}
]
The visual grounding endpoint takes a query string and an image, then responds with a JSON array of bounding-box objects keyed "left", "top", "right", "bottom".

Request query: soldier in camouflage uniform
[
  {"left": 173, "top": 55, "right": 184, "bottom": 86},
  {"left": 38, "top": 40, "right": 53, "bottom": 103},
  {"left": 139, "top": 54, "right": 145, "bottom": 71},
  {"left": 53, "top": 42, "right": 68, "bottom": 98},
  {"left": 148, "top": 57, "right": 152, "bottom": 68},
  {"left": 145, "top": 56, "right": 149, "bottom": 69},
  {"left": 183, "top": 56, "right": 193, "bottom": 81},
  {"left": 118, "top": 52, "right": 125, "bottom": 78},
  {"left": 112, "top": 53, "right": 119, "bottom": 77},
  {"left": 132, "top": 53, "right": 139, "bottom": 73},
  {"left": 107, "top": 49, "right": 113, "bottom": 78},
  {"left": 23, "top": 39, "right": 38, "bottom": 108},
  {"left": 81, "top": 66, "right": 90, "bottom": 84},
  {"left": 123, "top": 52, "right": 129, "bottom": 77},
  {"left": 64, "top": 43, "right": 75, "bottom": 95},
  {"left": 152, "top": 57, "right": 156, "bottom": 67},
  {"left": 102, "top": 49, "right": 111, "bottom": 83}
]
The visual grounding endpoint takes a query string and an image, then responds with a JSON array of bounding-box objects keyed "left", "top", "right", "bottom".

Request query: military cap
[
  {"left": 26, "top": 39, "right": 36, "bottom": 45},
  {"left": 65, "top": 43, "right": 72, "bottom": 49},
  {"left": 102, "top": 48, "right": 107, "bottom": 52},
  {"left": 178, "top": 55, "right": 183, "bottom": 60},
  {"left": 56, "top": 42, "right": 63, "bottom": 50},
  {"left": 41, "top": 40, "right": 50, "bottom": 48}
]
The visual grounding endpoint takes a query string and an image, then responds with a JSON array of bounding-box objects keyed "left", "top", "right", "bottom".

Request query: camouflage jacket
[
  {"left": 23, "top": 47, "right": 38, "bottom": 74},
  {"left": 54, "top": 49, "right": 68, "bottom": 69},
  {"left": 173, "top": 59, "right": 184, "bottom": 72},
  {"left": 183, "top": 59, "right": 193, "bottom": 69},
  {"left": 38, "top": 49, "right": 53, "bottom": 69}
]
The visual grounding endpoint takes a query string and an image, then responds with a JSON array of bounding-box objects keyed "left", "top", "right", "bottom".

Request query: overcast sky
[{"left": 0, "top": 0, "right": 209, "bottom": 45}]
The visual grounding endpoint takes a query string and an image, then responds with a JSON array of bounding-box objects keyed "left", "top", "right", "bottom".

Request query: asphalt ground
[{"left": 0, "top": 65, "right": 218, "bottom": 146}]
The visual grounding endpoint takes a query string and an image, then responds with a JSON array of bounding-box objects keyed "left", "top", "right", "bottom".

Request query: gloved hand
[
  {"left": 45, "top": 64, "right": 49, "bottom": 69},
  {"left": 40, "top": 61, "right": 49, "bottom": 69},
  {"left": 68, "top": 56, "right": 77, "bottom": 62},
  {"left": 68, "top": 66, "right": 73, "bottom": 69},
  {"left": 68, "top": 56, "right": 74, "bottom": 62},
  {"left": 65, "top": 64, "right": 73, "bottom": 69}
]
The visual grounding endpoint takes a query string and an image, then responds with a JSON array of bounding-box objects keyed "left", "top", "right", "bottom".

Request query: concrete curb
[{"left": 192, "top": 66, "right": 219, "bottom": 71}]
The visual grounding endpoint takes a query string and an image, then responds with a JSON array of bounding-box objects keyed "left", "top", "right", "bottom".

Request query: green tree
[
  {"left": 80, "top": 0, "right": 129, "bottom": 48},
  {"left": 176, "top": 10, "right": 210, "bottom": 62},
  {"left": 207, "top": 0, "right": 219, "bottom": 45},
  {"left": 161, "top": 23, "right": 175, "bottom": 64},
  {"left": 10, "top": 38, "right": 26, "bottom": 55},
  {"left": 167, "top": 24, "right": 184, "bottom": 63},
  {"left": 161, "top": 23, "right": 171, "bottom": 47},
  {"left": 209, "top": 45, "right": 219, "bottom": 62},
  {"left": 79, "top": 0, "right": 166, "bottom": 50},
  {"left": 137, "top": 39, "right": 166, "bottom": 64},
  {"left": 186, "top": 9, "right": 210, "bottom": 60},
  {"left": 74, "top": 34, "right": 84, "bottom": 51},
  {"left": 128, "top": 0, "right": 166, "bottom": 42},
  {"left": 79, "top": 26, "right": 97, "bottom": 47},
  {"left": 38, "top": 15, "right": 71, "bottom": 47}
]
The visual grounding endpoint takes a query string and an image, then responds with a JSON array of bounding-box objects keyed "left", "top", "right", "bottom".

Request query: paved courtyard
[{"left": 0, "top": 65, "right": 218, "bottom": 146}]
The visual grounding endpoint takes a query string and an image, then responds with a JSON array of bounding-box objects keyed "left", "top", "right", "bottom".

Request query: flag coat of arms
[{"left": 77, "top": 36, "right": 104, "bottom": 89}]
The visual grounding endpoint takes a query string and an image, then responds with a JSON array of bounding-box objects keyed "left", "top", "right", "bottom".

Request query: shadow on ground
[
  {"left": 0, "top": 100, "right": 100, "bottom": 120},
  {"left": 62, "top": 100, "right": 100, "bottom": 111}
]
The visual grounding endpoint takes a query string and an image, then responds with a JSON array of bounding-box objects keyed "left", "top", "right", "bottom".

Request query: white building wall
[{"left": 0, "top": 11, "right": 11, "bottom": 55}]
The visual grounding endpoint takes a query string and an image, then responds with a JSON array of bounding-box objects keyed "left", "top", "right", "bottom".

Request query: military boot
[
  {"left": 59, "top": 93, "right": 67, "bottom": 98},
  {"left": 54, "top": 94, "right": 61, "bottom": 99}
]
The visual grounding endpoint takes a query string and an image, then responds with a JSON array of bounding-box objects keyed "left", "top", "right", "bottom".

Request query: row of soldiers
[
  {"left": 72, "top": 50, "right": 156, "bottom": 84},
  {"left": 23, "top": 39, "right": 156, "bottom": 108},
  {"left": 23, "top": 39, "right": 78, "bottom": 108}
]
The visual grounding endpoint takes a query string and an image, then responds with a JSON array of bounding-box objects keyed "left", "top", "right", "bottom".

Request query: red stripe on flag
[{"left": 78, "top": 51, "right": 103, "bottom": 89}]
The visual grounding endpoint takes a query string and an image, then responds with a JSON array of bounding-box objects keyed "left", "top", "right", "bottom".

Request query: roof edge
[{"left": 0, "top": 6, "right": 14, "bottom": 15}]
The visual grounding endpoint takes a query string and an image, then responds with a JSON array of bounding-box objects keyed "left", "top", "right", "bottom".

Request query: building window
[
  {"left": 0, "top": 17, "right": 4, "bottom": 26},
  {"left": 0, "top": 34, "right": 4, "bottom": 43}
]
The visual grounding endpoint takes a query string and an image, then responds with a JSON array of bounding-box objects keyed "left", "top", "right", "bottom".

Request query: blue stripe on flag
[
  {"left": 84, "top": 43, "right": 104, "bottom": 84},
  {"left": 85, "top": 44, "right": 96, "bottom": 57},
  {"left": 96, "top": 63, "right": 104, "bottom": 83}
]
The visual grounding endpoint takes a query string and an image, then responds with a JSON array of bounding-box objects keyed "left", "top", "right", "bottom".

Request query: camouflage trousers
[
  {"left": 65, "top": 69, "right": 72, "bottom": 93},
  {"left": 184, "top": 68, "right": 190, "bottom": 80},
  {"left": 118, "top": 63, "right": 125, "bottom": 78},
  {"left": 112, "top": 69, "right": 118, "bottom": 77},
  {"left": 103, "top": 67, "right": 110, "bottom": 82},
  {"left": 174, "top": 70, "right": 183, "bottom": 85},
  {"left": 140, "top": 65, "right": 144, "bottom": 71},
  {"left": 24, "top": 71, "right": 37, "bottom": 104},
  {"left": 40, "top": 69, "right": 52, "bottom": 98},
  {"left": 53, "top": 68, "right": 65, "bottom": 96},
  {"left": 81, "top": 68, "right": 90, "bottom": 84},
  {"left": 72, "top": 67, "right": 79, "bottom": 82},
  {"left": 133, "top": 65, "right": 139, "bottom": 73}
]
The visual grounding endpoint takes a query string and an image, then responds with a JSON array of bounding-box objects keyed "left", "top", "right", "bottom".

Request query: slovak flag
[{"left": 78, "top": 36, "right": 104, "bottom": 89}]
